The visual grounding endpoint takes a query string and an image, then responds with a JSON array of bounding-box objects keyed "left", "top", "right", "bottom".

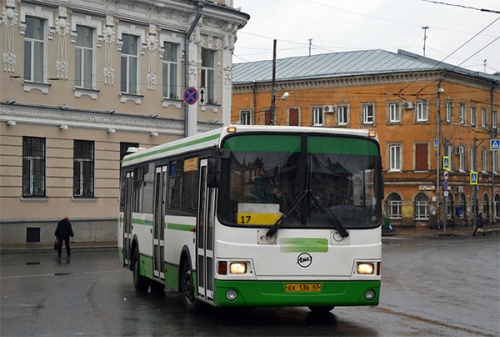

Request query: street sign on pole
[
  {"left": 183, "top": 87, "right": 198, "bottom": 105},
  {"left": 434, "top": 138, "right": 439, "bottom": 150},
  {"left": 491, "top": 139, "right": 500, "bottom": 151},
  {"left": 442, "top": 156, "right": 450, "bottom": 170},
  {"left": 470, "top": 171, "right": 478, "bottom": 185}
]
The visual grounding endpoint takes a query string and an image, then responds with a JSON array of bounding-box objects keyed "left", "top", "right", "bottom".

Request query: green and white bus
[{"left": 119, "top": 125, "right": 383, "bottom": 313}]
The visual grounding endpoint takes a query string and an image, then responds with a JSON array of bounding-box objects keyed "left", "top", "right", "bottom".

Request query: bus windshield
[{"left": 219, "top": 133, "right": 382, "bottom": 230}]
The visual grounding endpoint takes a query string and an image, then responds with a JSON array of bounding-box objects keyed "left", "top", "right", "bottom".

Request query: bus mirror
[{"left": 207, "top": 157, "right": 218, "bottom": 188}]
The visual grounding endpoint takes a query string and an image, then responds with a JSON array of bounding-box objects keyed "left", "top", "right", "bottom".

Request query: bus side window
[{"left": 167, "top": 160, "right": 181, "bottom": 215}]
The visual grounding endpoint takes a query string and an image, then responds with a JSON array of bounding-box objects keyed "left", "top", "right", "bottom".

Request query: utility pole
[
  {"left": 308, "top": 39, "right": 312, "bottom": 56},
  {"left": 270, "top": 39, "right": 277, "bottom": 125},
  {"left": 436, "top": 81, "right": 444, "bottom": 230},
  {"left": 422, "top": 26, "right": 429, "bottom": 57}
]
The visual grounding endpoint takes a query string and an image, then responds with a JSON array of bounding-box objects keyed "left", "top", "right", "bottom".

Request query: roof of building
[{"left": 232, "top": 49, "right": 500, "bottom": 85}]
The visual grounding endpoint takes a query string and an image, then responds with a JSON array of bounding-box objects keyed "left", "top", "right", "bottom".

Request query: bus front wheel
[
  {"left": 133, "top": 248, "right": 149, "bottom": 291},
  {"left": 181, "top": 261, "right": 202, "bottom": 313}
]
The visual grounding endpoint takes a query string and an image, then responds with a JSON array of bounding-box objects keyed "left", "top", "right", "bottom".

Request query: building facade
[
  {"left": 0, "top": 0, "right": 249, "bottom": 244},
  {"left": 232, "top": 49, "right": 500, "bottom": 228}
]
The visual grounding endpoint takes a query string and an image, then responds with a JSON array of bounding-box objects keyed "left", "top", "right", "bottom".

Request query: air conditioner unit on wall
[
  {"left": 455, "top": 146, "right": 464, "bottom": 154},
  {"left": 323, "top": 105, "right": 335, "bottom": 113},
  {"left": 402, "top": 101, "right": 414, "bottom": 109}
]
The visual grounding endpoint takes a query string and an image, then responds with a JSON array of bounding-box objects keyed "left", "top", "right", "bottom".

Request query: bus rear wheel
[
  {"left": 133, "top": 248, "right": 149, "bottom": 291},
  {"left": 308, "top": 306, "right": 334, "bottom": 314},
  {"left": 181, "top": 261, "right": 202, "bottom": 313}
]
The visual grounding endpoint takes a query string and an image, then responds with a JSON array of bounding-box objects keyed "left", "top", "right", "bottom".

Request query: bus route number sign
[{"left": 285, "top": 283, "right": 322, "bottom": 293}]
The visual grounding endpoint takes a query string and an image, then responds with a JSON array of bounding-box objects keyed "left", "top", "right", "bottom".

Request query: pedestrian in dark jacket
[
  {"left": 55, "top": 216, "right": 74, "bottom": 262},
  {"left": 472, "top": 213, "right": 485, "bottom": 236}
]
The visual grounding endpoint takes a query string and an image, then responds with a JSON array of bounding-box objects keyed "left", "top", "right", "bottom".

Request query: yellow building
[
  {"left": 0, "top": 0, "right": 249, "bottom": 244},
  {"left": 232, "top": 50, "right": 500, "bottom": 228}
]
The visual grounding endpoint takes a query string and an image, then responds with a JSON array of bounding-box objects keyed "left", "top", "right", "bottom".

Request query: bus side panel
[
  {"left": 118, "top": 211, "right": 124, "bottom": 265},
  {"left": 132, "top": 212, "right": 154, "bottom": 279},
  {"left": 164, "top": 215, "right": 196, "bottom": 290}
]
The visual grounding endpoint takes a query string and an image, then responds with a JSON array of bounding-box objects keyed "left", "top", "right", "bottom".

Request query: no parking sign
[{"left": 183, "top": 87, "right": 198, "bottom": 105}]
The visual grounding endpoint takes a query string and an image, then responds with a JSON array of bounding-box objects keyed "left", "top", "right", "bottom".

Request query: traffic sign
[
  {"left": 434, "top": 138, "right": 439, "bottom": 150},
  {"left": 470, "top": 171, "right": 478, "bottom": 185},
  {"left": 183, "top": 87, "right": 198, "bottom": 105},
  {"left": 199, "top": 87, "right": 206, "bottom": 106},
  {"left": 491, "top": 139, "right": 500, "bottom": 151},
  {"left": 442, "top": 156, "right": 450, "bottom": 170}
]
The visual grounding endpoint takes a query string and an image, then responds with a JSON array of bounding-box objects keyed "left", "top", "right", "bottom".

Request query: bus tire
[
  {"left": 308, "top": 306, "right": 334, "bottom": 314},
  {"left": 133, "top": 248, "right": 149, "bottom": 291},
  {"left": 181, "top": 261, "right": 202, "bottom": 313}
]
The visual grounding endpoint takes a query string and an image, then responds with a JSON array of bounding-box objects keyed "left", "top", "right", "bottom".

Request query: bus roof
[{"left": 122, "top": 126, "right": 377, "bottom": 167}]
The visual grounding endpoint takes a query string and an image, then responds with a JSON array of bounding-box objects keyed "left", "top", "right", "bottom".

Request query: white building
[{"left": 0, "top": 0, "right": 249, "bottom": 244}]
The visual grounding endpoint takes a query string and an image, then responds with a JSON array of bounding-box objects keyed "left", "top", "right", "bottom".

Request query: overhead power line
[{"left": 420, "top": 0, "right": 500, "bottom": 14}]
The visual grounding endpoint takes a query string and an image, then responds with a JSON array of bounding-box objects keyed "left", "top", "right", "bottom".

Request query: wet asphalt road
[{"left": 1, "top": 234, "right": 499, "bottom": 337}]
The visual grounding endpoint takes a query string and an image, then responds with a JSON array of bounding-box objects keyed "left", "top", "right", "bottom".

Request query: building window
[
  {"left": 414, "top": 193, "right": 429, "bottom": 220},
  {"left": 457, "top": 145, "right": 466, "bottom": 171},
  {"left": 483, "top": 194, "right": 490, "bottom": 220},
  {"left": 162, "top": 42, "right": 178, "bottom": 99},
  {"left": 459, "top": 193, "right": 467, "bottom": 219},
  {"left": 240, "top": 110, "right": 253, "bottom": 125},
  {"left": 22, "top": 137, "right": 46, "bottom": 197},
  {"left": 481, "top": 108, "right": 488, "bottom": 127},
  {"left": 496, "top": 194, "right": 500, "bottom": 219},
  {"left": 389, "top": 144, "right": 402, "bottom": 171},
  {"left": 312, "top": 107, "right": 323, "bottom": 126},
  {"left": 470, "top": 147, "right": 475, "bottom": 171},
  {"left": 337, "top": 105, "right": 349, "bottom": 126},
  {"left": 201, "top": 49, "right": 215, "bottom": 104},
  {"left": 289, "top": 108, "right": 300, "bottom": 126},
  {"left": 415, "top": 143, "right": 428, "bottom": 171},
  {"left": 470, "top": 106, "right": 477, "bottom": 127},
  {"left": 493, "top": 110, "right": 498, "bottom": 130},
  {"left": 74, "top": 140, "right": 95, "bottom": 197},
  {"left": 459, "top": 103, "right": 466, "bottom": 125},
  {"left": 445, "top": 101, "right": 452, "bottom": 123},
  {"left": 386, "top": 193, "right": 402, "bottom": 219},
  {"left": 493, "top": 151, "right": 499, "bottom": 174},
  {"left": 75, "top": 25, "right": 94, "bottom": 89},
  {"left": 24, "top": 17, "right": 45, "bottom": 83},
  {"left": 482, "top": 148, "right": 488, "bottom": 172},
  {"left": 388, "top": 102, "right": 401, "bottom": 123},
  {"left": 121, "top": 34, "right": 139, "bottom": 94},
  {"left": 416, "top": 100, "right": 428, "bottom": 122},
  {"left": 362, "top": 103, "right": 375, "bottom": 125}
]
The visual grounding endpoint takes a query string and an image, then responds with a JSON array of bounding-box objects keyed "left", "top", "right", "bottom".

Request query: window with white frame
[
  {"left": 493, "top": 110, "right": 498, "bottom": 129},
  {"left": 201, "top": 48, "right": 215, "bottom": 104},
  {"left": 459, "top": 103, "right": 466, "bottom": 125},
  {"left": 482, "top": 148, "right": 488, "bottom": 172},
  {"left": 388, "top": 102, "right": 401, "bottom": 123},
  {"left": 445, "top": 101, "right": 453, "bottom": 122},
  {"left": 494, "top": 151, "right": 499, "bottom": 174},
  {"left": 470, "top": 106, "right": 476, "bottom": 127},
  {"left": 240, "top": 110, "right": 253, "bottom": 125},
  {"left": 22, "top": 137, "right": 46, "bottom": 197},
  {"left": 386, "top": 193, "right": 402, "bottom": 219},
  {"left": 162, "top": 42, "right": 178, "bottom": 99},
  {"left": 24, "top": 16, "right": 45, "bottom": 83},
  {"left": 120, "top": 34, "right": 139, "bottom": 94},
  {"left": 312, "top": 107, "right": 323, "bottom": 126},
  {"left": 482, "top": 108, "right": 488, "bottom": 127},
  {"left": 457, "top": 145, "right": 466, "bottom": 171},
  {"left": 414, "top": 193, "right": 429, "bottom": 220},
  {"left": 362, "top": 103, "right": 375, "bottom": 125},
  {"left": 470, "top": 147, "right": 475, "bottom": 171},
  {"left": 337, "top": 105, "right": 349, "bottom": 125},
  {"left": 416, "top": 100, "right": 429, "bottom": 122},
  {"left": 74, "top": 140, "right": 95, "bottom": 198},
  {"left": 75, "top": 25, "right": 94, "bottom": 89},
  {"left": 389, "top": 144, "right": 402, "bottom": 171}
]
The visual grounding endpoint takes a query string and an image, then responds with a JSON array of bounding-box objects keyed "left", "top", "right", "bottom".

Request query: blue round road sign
[{"left": 183, "top": 87, "right": 198, "bottom": 105}]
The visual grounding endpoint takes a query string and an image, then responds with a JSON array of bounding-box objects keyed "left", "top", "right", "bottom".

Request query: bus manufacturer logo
[{"left": 297, "top": 253, "right": 312, "bottom": 268}]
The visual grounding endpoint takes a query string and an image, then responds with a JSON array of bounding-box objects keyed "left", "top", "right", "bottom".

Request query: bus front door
[
  {"left": 153, "top": 165, "right": 167, "bottom": 281},
  {"left": 123, "top": 171, "right": 134, "bottom": 267},
  {"left": 196, "top": 159, "right": 215, "bottom": 303}
]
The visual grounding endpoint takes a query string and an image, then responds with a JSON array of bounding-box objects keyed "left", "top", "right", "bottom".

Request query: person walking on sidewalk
[
  {"left": 55, "top": 216, "right": 74, "bottom": 262},
  {"left": 472, "top": 213, "right": 485, "bottom": 236}
]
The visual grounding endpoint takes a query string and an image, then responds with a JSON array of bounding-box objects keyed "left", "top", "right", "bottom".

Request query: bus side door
[
  {"left": 153, "top": 166, "right": 167, "bottom": 281},
  {"left": 123, "top": 171, "right": 134, "bottom": 267},
  {"left": 196, "top": 159, "right": 215, "bottom": 303}
]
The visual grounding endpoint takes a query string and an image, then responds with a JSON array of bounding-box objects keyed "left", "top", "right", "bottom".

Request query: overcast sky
[{"left": 232, "top": 0, "right": 500, "bottom": 74}]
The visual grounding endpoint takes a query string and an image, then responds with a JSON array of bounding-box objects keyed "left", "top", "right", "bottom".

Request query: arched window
[
  {"left": 414, "top": 193, "right": 429, "bottom": 220},
  {"left": 446, "top": 194, "right": 454, "bottom": 219},
  {"left": 495, "top": 194, "right": 500, "bottom": 219},
  {"left": 483, "top": 194, "right": 489, "bottom": 220},
  {"left": 459, "top": 193, "right": 467, "bottom": 219},
  {"left": 386, "top": 193, "right": 402, "bottom": 219}
]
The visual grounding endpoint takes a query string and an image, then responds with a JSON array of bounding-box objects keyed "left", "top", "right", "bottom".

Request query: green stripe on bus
[
  {"left": 280, "top": 238, "right": 328, "bottom": 252},
  {"left": 132, "top": 218, "right": 153, "bottom": 226},
  {"left": 167, "top": 223, "right": 196, "bottom": 232},
  {"left": 308, "top": 137, "right": 379, "bottom": 156},
  {"left": 223, "top": 135, "right": 301, "bottom": 152},
  {"left": 123, "top": 133, "right": 220, "bottom": 163}
]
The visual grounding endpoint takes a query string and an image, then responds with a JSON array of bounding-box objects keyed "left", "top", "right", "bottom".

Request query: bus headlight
[
  {"left": 357, "top": 263, "right": 374, "bottom": 274},
  {"left": 230, "top": 262, "right": 247, "bottom": 274}
]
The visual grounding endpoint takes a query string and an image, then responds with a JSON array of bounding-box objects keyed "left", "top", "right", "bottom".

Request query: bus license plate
[{"left": 285, "top": 283, "right": 322, "bottom": 292}]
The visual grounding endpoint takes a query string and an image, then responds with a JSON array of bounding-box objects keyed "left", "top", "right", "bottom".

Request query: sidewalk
[
  {"left": 0, "top": 241, "right": 117, "bottom": 252},
  {"left": 383, "top": 223, "right": 500, "bottom": 238}
]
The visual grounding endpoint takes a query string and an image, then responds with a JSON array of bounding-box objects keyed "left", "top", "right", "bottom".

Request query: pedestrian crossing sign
[
  {"left": 442, "top": 156, "right": 450, "bottom": 170},
  {"left": 491, "top": 139, "right": 500, "bottom": 151},
  {"left": 470, "top": 171, "right": 478, "bottom": 185}
]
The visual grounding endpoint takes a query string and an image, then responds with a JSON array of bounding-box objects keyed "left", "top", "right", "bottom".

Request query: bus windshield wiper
[
  {"left": 310, "top": 190, "right": 349, "bottom": 238},
  {"left": 266, "top": 190, "right": 308, "bottom": 238}
]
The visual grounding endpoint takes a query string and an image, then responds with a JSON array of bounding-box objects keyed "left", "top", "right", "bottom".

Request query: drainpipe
[{"left": 184, "top": 1, "right": 204, "bottom": 137}]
